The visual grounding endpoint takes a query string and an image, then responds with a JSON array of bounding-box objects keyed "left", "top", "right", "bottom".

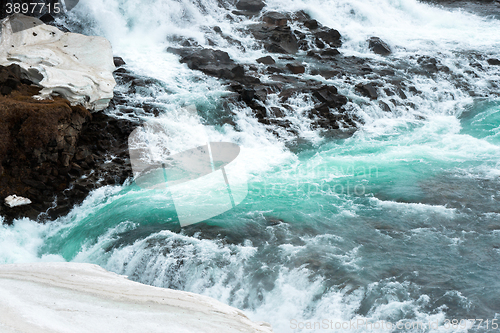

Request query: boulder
[
  {"left": 250, "top": 25, "right": 299, "bottom": 54},
  {"left": 235, "top": 0, "right": 266, "bottom": 12},
  {"left": 314, "top": 28, "right": 342, "bottom": 48},
  {"left": 368, "top": 37, "right": 391, "bottom": 56},
  {"left": 256, "top": 56, "right": 276, "bottom": 65},
  {"left": 262, "top": 12, "right": 288, "bottom": 27},
  {"left": 113, "top": 57, "right": 126, "bottom": 67},
  {"left": 304, "top": 19, "right": 319, "bottom": 30},
  {"left": 487, "top": 58, "right": 500, "bottom": 65},
  {"left": 0, "top": 14, "right": 116, "bottom": 111},
  {"left": 286, "top": 63, "right": 306, "bottom": 74},
  {"left": 356, "top": 82, "right": 379, "bottom": 99}
]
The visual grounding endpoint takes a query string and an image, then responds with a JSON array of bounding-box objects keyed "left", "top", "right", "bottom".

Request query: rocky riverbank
[
  {"left": 0, "top": 14, "right": 135, "bottom": 223},
  {"left": 0, "top": 63, "right": 134, "bottom": 224}
]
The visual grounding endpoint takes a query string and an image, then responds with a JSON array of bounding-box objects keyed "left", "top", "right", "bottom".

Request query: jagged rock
[
  {"left": 368, "top": 37, "right": 391, "bottom": 56},
  {"left": 0, "top": 14, "right": 116, "bottom": 111},
  {"left": 113, "top": 57, "right": 126, "bottom": 67},
  {"left": 256, "top": 56, "right": 276, "bottom": 65},
  {"left": 304, "top": 19, "right": 319, "bottom": 30},
  {"left": 235, "top": 0, "right": 266, "bottom": 12},
  {"left": 262, "top": 12, "right": 288, "bottom": 27},
  {"left": 168, "top": 47, "right": 253, "bottom": 81},
  {"left": 417, "top": 56, "right": 449, "bottom": 74},
  {"left": 250, "top": 25, "right": 299, "bottom": 54},
  {"left": 356, "top": 82, "right": 379, "bottom": 99},
  {"left": 488, "top": 58, "right": 500, "bottom": 65},
  {"left": 314, "top": 28, "right": 342, "bottom": 48}
]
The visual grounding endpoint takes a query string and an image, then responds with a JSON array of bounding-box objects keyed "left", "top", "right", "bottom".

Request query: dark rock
[
  {"left": 257, "top": 56, "right": 276, "bottom": 65},
  {"left": 286, "top": 63, "right": 306, "bottom": 74},
  {"left": 179, "top": 48, "right": 233, "bottom": 69},
  {"left": 417, "top": 56, "right": 449, "bottom": 74},
  {"left": 488, "top": 58, "right": 500, "bottom": 65},
  {"left": 314, "top": 38, "right": 325, "bottom": 49},
  {"left": 267, "top": 66, "right": 283, "bottom": 74},
  {"left": 368, "top": 37, "right": 391, "bottom": 56},
  {"left": 304, "top": 19, "right": 319, "bottom": 30},
  {"left": 315, "top": 28, "right": 342, "bottom": 48},
  {"left": 379, "top": 101, "right": 391, "bottom": 112},
  {"left": 236, "top": 0, "right": 266, "bottom": 12},
  {"left": 250, "top": 25, "right": 299, "bottom": 54},
  {"left": 113, "top": 57, "right": 126, "bottom": 67},
  {"left": 312, "top": 85, "right": 347, "bottom": 108},
  {"left": 356, "top": 83, "right": 379, "bottom": 99},
  {"left": 321, "top": 48, "right": 340, "bottom": 57},
  {"left": 241, "top": 88, "right": 256, "bottom": 102},
  {"left": 262, "top": 12, "right": 288, "bottom": 26},
  {"left": 39, "top": 14, "right": 55, "bottom": 23}
]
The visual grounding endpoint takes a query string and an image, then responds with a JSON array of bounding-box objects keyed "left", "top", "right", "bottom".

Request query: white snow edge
[
  {"left": 4, "top": 195, "right": 32, "bottom": 208},
  {"left": 0, "top": 262, "right": 273, "bottom": 333}
]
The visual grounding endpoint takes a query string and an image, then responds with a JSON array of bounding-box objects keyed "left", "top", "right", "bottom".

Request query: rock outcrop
[
  {"left": 368, "top": 37, "right": 392, "bottom": 56},
  {"left": 0, "top": 14, "right": 116, "bottom": 111},
  {"left": 0, "top": 64, "right": 134, "bottom": 224}
]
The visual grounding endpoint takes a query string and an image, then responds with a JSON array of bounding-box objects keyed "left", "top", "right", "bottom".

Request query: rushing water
[{"left": 1, "top": 0, "right": 500, "bottom": 332}]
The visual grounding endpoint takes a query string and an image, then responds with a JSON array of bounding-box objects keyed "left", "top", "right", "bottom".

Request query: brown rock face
[{"left": 0, "top": 64, "right": 135, "bottom": 224}]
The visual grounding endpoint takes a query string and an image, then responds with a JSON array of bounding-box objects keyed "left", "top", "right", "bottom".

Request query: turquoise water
[{"left": 3, "top": 100, "right": 498, "bottom": 332}]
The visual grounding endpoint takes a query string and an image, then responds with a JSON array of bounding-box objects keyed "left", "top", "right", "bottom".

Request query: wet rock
[
  {"left": 320, "top": 48, "right": 340, "bottom": 57},
  {"left": 356, "top": 82, "right": 379, "bottom": 99},
  {"left": 417, "top": 56, "right": 450, "bottom": 74},
  {"left": 267, "top": 66, "right": 283, "bottom": 74},
  {"left": 314, "top": 28, "right": 342, "bottom": 48},
  {"left": 236, "top": 0, "right": 266, "bottom": 12},
  {"left": 250, "top": 25, "right": 299, "bottom": 54},
  {"left": 113, "top": 57, "right": 126, "bottom": 67},
  {"left": 368, "top": 37, "right": 391, "bottom": 56},
  {"left": 304, "top": 19, "right": 320, "bottom": 30},
  {"left": 312, "top": 85, "right": 347, "bottom": 108},
  {"left": 257, "top": 56, "right": 276, "bottom": 65},
  {"left": 262, "top": 12, "right": 288, "bottom": 27},
  {"left": 487, "top": 58, "right": 500, "bottom": 65},
  {"left": 286, "top": 63, "right": 306, "bottom": 74},
  {"left": 241, "top": 88, "right": 256, "bottom": 102}
]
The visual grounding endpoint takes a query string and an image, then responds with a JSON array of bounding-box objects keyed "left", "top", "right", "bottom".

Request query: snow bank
[
  {"left": 0, "top": 263, "right": 273, "bottom": 333},
  {"left": 4, "top": 195, "right": 31, "bottom": 208},
  {"left": 0, "top": 14, "right": 116, "bottom": 111}
]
